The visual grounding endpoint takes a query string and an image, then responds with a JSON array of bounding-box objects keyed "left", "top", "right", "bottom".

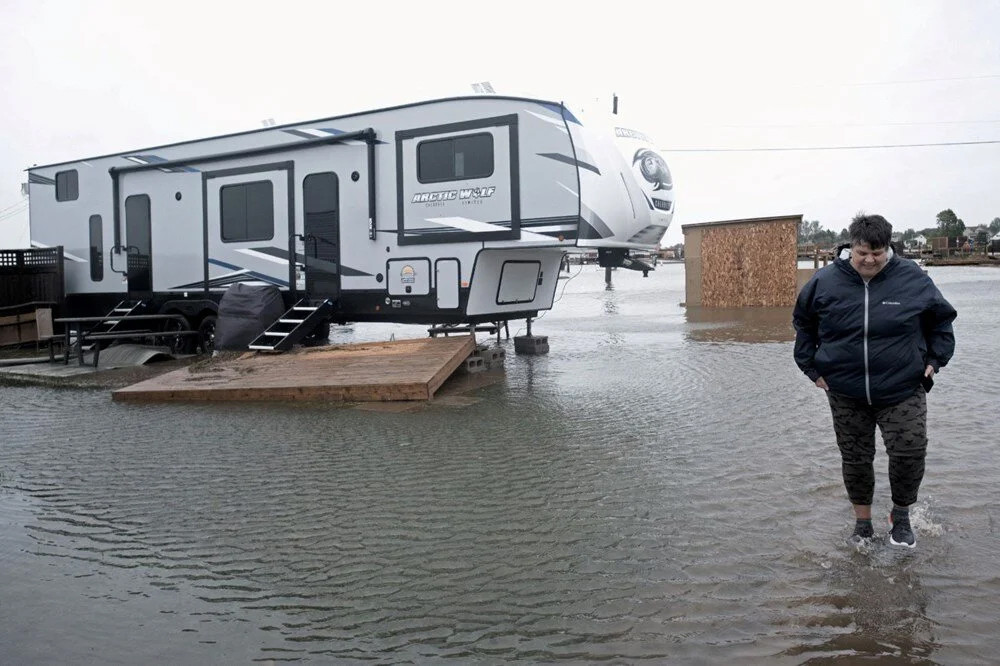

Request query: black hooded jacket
[{"left": 793, "top": 250, "right": 957, "bottom": 406}]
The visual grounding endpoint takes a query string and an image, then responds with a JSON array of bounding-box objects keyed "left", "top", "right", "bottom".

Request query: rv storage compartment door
[
  {"left": 435, "top": 258, "right": 460, "bottom": 309},
  {"left": 387, "top": 259, "right": 430, "bottom": 296},
  {"left": 496, "top": 260, "right": 540, "bottom": 305},
  {"left": 396, "top": 115, "right": 518, "bottom": 246}
]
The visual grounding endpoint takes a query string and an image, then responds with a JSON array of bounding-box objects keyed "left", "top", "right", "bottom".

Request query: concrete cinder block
[
  {"left": 461, "top": 355, "right": 486, "bottom": 373},
  {"left": 513, "top": 335, "right": 549, "bottom": 355},
  {"left": 476, "top": 347, "right": 506, "bottom": 368}
]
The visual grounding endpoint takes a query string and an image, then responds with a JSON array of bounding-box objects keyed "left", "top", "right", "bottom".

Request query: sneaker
[{"left": 888, "top": 510, "right": 916, "bottom": 548}]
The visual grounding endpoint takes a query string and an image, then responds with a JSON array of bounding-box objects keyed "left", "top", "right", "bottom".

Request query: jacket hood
[{"left": 833, "top": 243, "right": 898, "bottom": 282}]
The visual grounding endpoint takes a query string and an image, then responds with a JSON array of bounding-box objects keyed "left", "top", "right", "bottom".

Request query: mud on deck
[{"left": 112, "top": 336, "right": 476, "bottom": 403}]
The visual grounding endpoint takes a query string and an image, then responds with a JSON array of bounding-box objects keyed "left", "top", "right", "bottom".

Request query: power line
[
  {"left": 0, "top": 198, "right": 28, "bottom": 215},
  {"left": 708, "top": 119, "right": 1000, "bottom": 129},
  {"left": 842, "top": 73, "right": 1000, "bottom": 87},
  {"left": 662, "top": 139, "right": 1000, "bottom": 153},
  {"left": 0, "top": 203, "right": 28, "bottom": 222}
]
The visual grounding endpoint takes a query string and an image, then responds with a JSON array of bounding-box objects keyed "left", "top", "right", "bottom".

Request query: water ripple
[{"left": 2, "top": 267, "right": 999, "bottom": 662}]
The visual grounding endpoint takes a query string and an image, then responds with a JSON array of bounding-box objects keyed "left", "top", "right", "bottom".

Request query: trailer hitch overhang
[{"left": 597, "top": 247, "right": 654, "bottom": 277}]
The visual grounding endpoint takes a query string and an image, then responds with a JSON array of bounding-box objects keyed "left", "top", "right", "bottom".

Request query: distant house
[{"left": 904, "top": 234, "right": 927, "bottom": 249}]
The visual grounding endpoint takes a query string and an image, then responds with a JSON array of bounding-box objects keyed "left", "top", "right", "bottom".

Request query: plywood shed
[{"left": 682, "top": 214, "right": 802, "bottom": 308}]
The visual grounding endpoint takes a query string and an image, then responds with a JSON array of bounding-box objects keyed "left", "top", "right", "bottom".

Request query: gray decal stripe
[
  {"left": 334, "top": 265, "right": 372, "bottom": 277},
  {"left": 172, "top": 272, "right": 288, "bottom": 290},
  {"left": 282, "top": 129, "right": 318, "bottom": 139},
  {"left": 540, "top": 103, "right": 582, "bottom": 125},
  {"left": 404, "top": 216, "right": 579, "bottom": 235},
  {"left": 28, "top": 174, "right": 55, "bottom": 185},
  {"left": 249, "top": 245, "right": 372, "bottom": 277},
  {"left": 627, "top": 225, "right": 668, "bottom": 244},
  {"left": 578, "top": 206, "right": 615, "bottom": 239},
  {"left": 537, "top": 152, "right": 601, "bottom": 175}
]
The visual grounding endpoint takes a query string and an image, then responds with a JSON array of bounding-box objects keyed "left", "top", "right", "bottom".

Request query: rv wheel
[
  {"left": 198, "top": 315, "right": 217, "bottom": 354},
  {"left": 158, "top": 316, "right": 195, "bottom": 354}
]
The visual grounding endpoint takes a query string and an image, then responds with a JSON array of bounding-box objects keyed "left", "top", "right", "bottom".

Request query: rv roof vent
[{"left": 471, "top": 81, "right": 495, "bottom": 94}]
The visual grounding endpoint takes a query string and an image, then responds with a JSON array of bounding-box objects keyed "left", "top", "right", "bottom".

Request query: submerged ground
[{"left": 2, "top": 264, "right": 997, "bottom": 663}]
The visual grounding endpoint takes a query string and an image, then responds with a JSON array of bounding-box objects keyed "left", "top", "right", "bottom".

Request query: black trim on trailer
[
  {"left": 562, "top": 105, "right": 584, "bottom": 241},
  {"left": 108, "top": 129, "right": 375, "bottom": 176},
  {"left": 112, "top": 173, "right": 121, "bottom": 248},
  {"left": 30, "top": 97, "right": 570, "bottom": 171},
  {"left": 395, "top": 114, "right": 520, "bottom": 247},
  {"left": 332, "top": 289, "right": 538, "bottom": 326},
  {"left": 159, "top": 299, "right": 219, "bottom": 322},
  {"left": 367, "top": 137, "right": 377, "bottom": 238},
  {"left": 64, "top": 292, "right": 221, "bottom": 321}
]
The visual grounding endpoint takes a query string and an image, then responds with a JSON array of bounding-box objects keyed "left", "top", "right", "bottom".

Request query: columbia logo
[{"left": 882, "top": 300, "right": 901, "bottom": 305}]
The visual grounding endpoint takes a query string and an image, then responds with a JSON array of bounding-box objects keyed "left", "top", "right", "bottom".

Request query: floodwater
[{"left": 2, "top": 263, "right": 998, "bottom": 663}]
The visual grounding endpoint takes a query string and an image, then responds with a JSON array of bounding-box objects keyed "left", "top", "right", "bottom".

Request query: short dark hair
[{"left": 849, "top": 213, "right": 892, "bottom": 249}]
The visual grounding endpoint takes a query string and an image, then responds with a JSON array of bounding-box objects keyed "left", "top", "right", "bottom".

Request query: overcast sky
[{"left": 1, "top": 0, "right": 998, "bottom": 248}]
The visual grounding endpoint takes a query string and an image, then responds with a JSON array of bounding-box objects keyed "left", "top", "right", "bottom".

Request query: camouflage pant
[{"left": 826, "top": 388, "right": 927, "bottom": 507}]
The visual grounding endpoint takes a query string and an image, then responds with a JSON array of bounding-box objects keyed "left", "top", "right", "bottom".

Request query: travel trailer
[{"left": 26, "top": 95, "right": 674, "bottom": 347}]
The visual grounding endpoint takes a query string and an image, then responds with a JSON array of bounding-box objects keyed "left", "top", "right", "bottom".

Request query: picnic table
[{"left": 52, "top": 314, "right": 197, "bottom": 367}]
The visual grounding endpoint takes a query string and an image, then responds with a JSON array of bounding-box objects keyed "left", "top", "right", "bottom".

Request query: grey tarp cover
[{"left": 214, "top": 283, "right": 285, "bottom": 351}]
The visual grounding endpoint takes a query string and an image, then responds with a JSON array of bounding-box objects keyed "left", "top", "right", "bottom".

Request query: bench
[
  {"left": 86, "top": 330, "right": 199, "bottom": 368},
  {"left": 53, "top": 314, "right": 194, "bottom": 367}
]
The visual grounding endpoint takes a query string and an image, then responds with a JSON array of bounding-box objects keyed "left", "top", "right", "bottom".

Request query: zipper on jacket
[{"left": 863, "top": 281, "right": 871, "bottom": 405}]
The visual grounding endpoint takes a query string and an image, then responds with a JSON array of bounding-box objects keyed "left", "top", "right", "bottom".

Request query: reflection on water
[
  {"left": 781, "top": 553, "right": 936, "bottom": 663},
  {"left": 1, "top": 265, "right": 998, "bottom": 663},
  {"left": 684, "top": 306, "right": 797, "bottom": 343}
]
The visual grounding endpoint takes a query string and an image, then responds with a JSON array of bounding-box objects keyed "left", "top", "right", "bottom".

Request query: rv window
[
  {"left": 417, "top": 133, "right": 494, "bottom": 183},
  {"left": 55, "top": 170, "right": 79, "bottom": 201},
  {"left": 89, "top": 215, "right": 103, "bottom": 281},
  {"left": 220, "top": 180, "right": 274, "bottom": 242}
]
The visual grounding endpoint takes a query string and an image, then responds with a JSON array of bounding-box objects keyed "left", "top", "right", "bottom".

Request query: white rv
[{"left": 27, "top": 96, "right": 674, "bottom": 343}]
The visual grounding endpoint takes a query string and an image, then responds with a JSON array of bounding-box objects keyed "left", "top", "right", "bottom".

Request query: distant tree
[
  {"left": 936, "top": 209, "right": 966, "bottom": 238},
  {"left": 901, "top": 228, "right": 917, "bottom": 241},
  {"left": 975, "top": 228, "right": 990, "bottom": 247},
  {"left": 838, "top": 228, "right": 850, "bottom": 242},
  {"left": 798, "top": 219, "right": 821, "bottom": 244},
  {"left": 823, "top": 229, "right": 839, "bottom": 245},
  {"left": 990, "top": 217, "right": 1000, "bottom": 235}
]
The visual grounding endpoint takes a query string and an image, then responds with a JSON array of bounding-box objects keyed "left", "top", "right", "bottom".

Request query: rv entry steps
[
  {"left": 113, "top": 335, "right": 476, "bottom": 403},
  {"left": 248, "top": 299, "right": 333, "bottom": 352},
  {"left": 87, "top": 300, "right": 145, "bottom": 337}
]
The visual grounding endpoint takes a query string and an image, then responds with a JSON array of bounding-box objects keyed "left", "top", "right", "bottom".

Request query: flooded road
[{"left": 2, "top": 263, "right": 998, "bottom": 663}]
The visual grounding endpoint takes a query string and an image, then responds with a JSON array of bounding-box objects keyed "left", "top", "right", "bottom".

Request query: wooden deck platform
[{"left": 112, "top": 336, "right": 476, "bottom": 403}]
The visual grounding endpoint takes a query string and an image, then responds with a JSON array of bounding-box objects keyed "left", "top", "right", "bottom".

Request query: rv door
[
  {"left": 124, "top": 194, "right": 152, "bottom": 297},
  {"left": 302, "top": 171, "right": 340, "bottom": 299}
]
